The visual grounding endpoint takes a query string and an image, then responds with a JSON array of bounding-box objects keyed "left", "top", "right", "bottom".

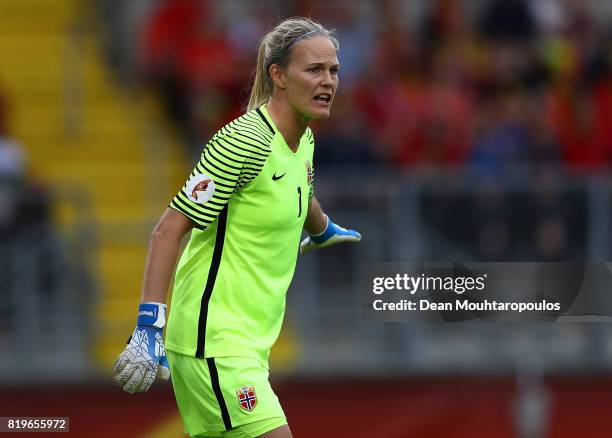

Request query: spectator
[
  {"left": 129, "top": 0, "right": 612, "bottom": 176},
  {"left": 0, "top": 91, "right": 50, "bottom": 238}
]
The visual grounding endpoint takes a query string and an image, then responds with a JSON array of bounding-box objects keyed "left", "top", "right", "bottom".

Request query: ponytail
[{"left": 247, "top": 35, "right": 272, "bottom": 111}]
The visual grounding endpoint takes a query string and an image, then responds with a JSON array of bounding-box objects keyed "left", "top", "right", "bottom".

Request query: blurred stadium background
[{"left": 2, "top": 0, "right": 612, "bottom": 436}]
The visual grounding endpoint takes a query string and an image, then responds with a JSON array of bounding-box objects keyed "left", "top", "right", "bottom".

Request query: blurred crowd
[
  {"left": 0, "top": 92, "right": 50, "bottom": 239},
  {"left": 0, "top": 89, "right": 55, "bottom": 333},
  {"left": 93, "top": 0, "right": 612, "bottom": 260},
  {"left": 123, "top": 0, "right": 612, "bottom": 174}
]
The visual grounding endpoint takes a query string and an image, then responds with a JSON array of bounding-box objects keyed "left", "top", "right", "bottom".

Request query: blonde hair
[{"left": 247, "top": 17, "right": 339, "bottom": 111}]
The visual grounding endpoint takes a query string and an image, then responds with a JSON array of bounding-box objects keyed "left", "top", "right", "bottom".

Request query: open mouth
[{"left": 313, "top": 93, "right": 332, "bottom": 104}]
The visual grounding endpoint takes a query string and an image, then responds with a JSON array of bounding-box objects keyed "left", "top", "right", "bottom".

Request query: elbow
[
  {"left": 149, "top": 223, "right": 170, "bottom": 249},
  {"left": 151, "top": 221, "right": 170, "bottom": 243},
  {"left": 150, "top": 218, "right": 185, "bottom": 245},
  {"left": 150, "top": 208, "right": 193, "bottom": 245}
]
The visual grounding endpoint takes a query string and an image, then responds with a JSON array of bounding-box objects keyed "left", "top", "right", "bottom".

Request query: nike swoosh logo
[{"left": 272, "top": 172, "right": 286, "bottom": 181}]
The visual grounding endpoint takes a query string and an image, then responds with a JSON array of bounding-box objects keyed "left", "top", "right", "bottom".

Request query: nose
[{"left": 321, "top": 70, "right": 334, "bottom": 88}]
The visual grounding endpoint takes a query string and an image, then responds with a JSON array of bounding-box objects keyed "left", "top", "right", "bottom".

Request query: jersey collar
[{"left": 259, "top": 104, "right": 306, "bottom": 156}]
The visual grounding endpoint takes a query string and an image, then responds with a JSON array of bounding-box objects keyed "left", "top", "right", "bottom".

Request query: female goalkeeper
[{"left": 112, "top": 17, "right": 360, "bottom": 438}]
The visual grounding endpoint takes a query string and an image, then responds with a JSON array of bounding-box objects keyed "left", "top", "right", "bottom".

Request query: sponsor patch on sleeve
[{"left": 184, "top": 173, "right": 216, "bottom": 204}]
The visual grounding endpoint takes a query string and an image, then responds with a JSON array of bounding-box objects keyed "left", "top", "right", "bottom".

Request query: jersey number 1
[{"left": 297, "top": 186, "right": 302, "bottom": 217}]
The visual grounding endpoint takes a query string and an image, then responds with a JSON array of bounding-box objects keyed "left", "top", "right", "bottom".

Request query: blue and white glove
[
  {"left": 300, "top": 215, "right": 361, "bottom": 255},
  {"left": 112, "top": 302, "right": 170, "bottom": 393}
]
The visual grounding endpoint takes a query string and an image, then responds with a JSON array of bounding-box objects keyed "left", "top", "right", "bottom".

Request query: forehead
[{"left": 290, "top": 36, "right": 339, "bottom": 65}]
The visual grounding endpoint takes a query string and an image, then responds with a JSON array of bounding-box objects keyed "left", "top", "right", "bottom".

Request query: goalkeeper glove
[
  {"left": 112, "top": 302, "right": 170, "bottom": 393},
  {"left": 300, "top": 215, "right": 361, "bottom": 255}
]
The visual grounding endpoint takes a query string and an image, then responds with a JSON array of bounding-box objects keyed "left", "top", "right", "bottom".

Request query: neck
[{"left": 266, "top": 98, "right": 310, "bottom": 152}]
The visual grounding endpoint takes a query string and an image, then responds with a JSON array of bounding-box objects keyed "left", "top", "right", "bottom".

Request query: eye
[
  {"left": 308, "top": 66, "right": 320, "bottom": 73},
  {"left": 330, "top": 67, "right": 339, "bottom": 75}
]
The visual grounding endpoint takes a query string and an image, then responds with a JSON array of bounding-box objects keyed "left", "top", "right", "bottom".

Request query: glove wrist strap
[
  {"left": 137, "top": 302, "right": 166, "bottom": 328},
  {"left": 310, "top": 215, "right": 335, "bottom": 244}
]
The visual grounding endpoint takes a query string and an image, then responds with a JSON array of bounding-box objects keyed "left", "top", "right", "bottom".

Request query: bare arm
[
  {"left": 141, "top": 208, "right": 193, "bottom": 303},
  {"left": 304, "top": 195, "right": 327, "bottom": 235}
]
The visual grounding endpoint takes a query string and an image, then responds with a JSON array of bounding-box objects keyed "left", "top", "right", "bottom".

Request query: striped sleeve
[{"left": 170, "top": 129, "right": 269, "bottom": 230}]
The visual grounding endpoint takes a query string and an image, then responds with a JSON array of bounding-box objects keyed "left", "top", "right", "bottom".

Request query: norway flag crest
[{"left": 237, "top": 385, "right": 257, "bottom": 411}]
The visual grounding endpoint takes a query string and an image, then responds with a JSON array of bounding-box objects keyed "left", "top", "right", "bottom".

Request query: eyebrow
[{"left": 306, "top": 62, "right": 340, "bottom": 68}]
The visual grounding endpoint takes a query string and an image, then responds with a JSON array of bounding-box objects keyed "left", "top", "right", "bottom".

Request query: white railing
[
  {"left": 0, "top": 186, "right": 95, "bottom": 383},
  {"left": 287, "top": 168, "right": 612, "bottom": 375}
]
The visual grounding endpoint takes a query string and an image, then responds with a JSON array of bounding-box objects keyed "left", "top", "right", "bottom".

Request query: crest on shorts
[
  {"left": 236, "top": 385, "right": 257, "bottom": 411},
  {"left": 305, "top": 160, "right": 314, "bottom": 186}
]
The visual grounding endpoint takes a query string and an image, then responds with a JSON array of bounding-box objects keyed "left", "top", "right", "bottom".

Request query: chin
[{"left": 308, "top": 106, "right": 332, "bottom": 120}]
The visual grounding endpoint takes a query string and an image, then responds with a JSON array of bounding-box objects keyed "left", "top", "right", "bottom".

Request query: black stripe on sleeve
[
  {"left": 174, "top": 193, "right": 223, "bottom": 220},
  {"left": 214, "top": 187, "right": 233, "bottom": 196},
  {"left": 207, "top": 145, "right": 243, "bottom": 170},
  {"left": 221, "top": 136, "right": 269, "bottom": 157},
  {"left": 255, "top": 108, "right": 275, "bottom": 135},
  {"left": 169, "top": 200, "right": 206, "bottom": 230},
  {"left": 239, "top": 113, "right": 273, "bottom": 142},
  {"left": 172, "top": 195, "right": 216, "bottom": 221},
  {"left": 210, "top": 142, "right": 253, "bottom": 162},
  {"left": 234, "top": 127, "right": 271, "bottom": 147},
  {"left": 238, "top": 170, "right": 260, "bottom": 180},
  {"left": 206, "top": 358, "right": 233, "bottom": 430},
  {"left": 213, "top": 138, "right": 255, "bottom": 159},
  {"left": 196, "top": 205, "right": 228, "bottom": 359},
  {"left": 200, "top": 153, "right": 241, "bottom": 178},
  {"left": 242, "top": 161, "right": 266, "bottom": 172}
]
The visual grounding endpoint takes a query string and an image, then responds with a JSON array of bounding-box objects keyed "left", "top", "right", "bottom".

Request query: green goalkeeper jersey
[{"left": 166, "top": 105, "right": 315, "bottom": 365}]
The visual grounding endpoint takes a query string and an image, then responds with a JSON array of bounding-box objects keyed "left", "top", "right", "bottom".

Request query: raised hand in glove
[{"left": 300, "top": 214, "right": 361, "bottom": 255}]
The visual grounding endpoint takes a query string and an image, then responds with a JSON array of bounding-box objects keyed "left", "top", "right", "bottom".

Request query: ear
[{"left": 269, "top": 64, "right": 286, "bottom": 89}]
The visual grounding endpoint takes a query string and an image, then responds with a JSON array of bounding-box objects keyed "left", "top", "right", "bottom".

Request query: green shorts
[{"left": 168, "top": 351, "right": 287, "bottom": 437}]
